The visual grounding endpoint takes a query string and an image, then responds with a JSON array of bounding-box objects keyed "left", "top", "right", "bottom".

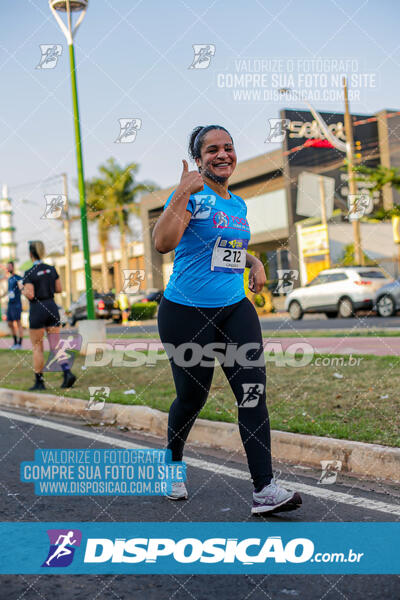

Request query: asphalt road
[
  {"left": 260, "top": 315, "right": 400, "bottom": 332},
  {"left": 0, "top": 408, "right": 399, "bottom": 599},
  {"left": 258, "top": 314, "right": 400, "bottom": 332},
  {"left": 98, "top": 315, "right": 400, "bottom": 335}
]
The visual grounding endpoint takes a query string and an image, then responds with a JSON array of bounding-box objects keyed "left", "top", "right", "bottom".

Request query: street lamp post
[
  {"left": 61, "top": 172, "right": 73, "bottom": 307},
  {"left": 49, "top": 0, "right": 95, "bottom": 320}
]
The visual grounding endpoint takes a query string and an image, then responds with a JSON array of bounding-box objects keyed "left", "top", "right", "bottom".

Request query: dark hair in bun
[{"left": 188, "top": 125, "right": 233, "bottom": 160}]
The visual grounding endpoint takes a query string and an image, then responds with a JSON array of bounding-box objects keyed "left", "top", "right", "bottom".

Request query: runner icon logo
[
  {"left": 88, "top": 386, "right": 110, "bottom": 411},
  {"left": 240, "top": 383, "right": 264, "bottom": 408},
  {"left": 188, "top": 44, "right": 216, "bottom": 69},
  {"left": 192, "top": 195, "right": 216, "bottom": 219},
  {"left": 318, "top": 460, "right": 342, "bottom": 485},
  {"left": 36, "top": 45, "right": 62, "bottom": 69},
  {"left": 115, "top": 118, "right": 142, "bottom": 144},
  {"left": 347, "top": 194, "right": 373, "bottom": 221},
  {"left": 42, "top": 195, "right": 66, "bottom": 219},
  {"left": 122, "top": 269, "right": 145, "bottom": 294},
  {"left": 275, "top": 269, "right": 299, "bottom": 294},
  {"left": 265, "top": 118, "right": 290, "bottom": 143},
  {"left": 44, "top": 333, "right": 82, "bottom": 372},
  {"left": 42, "top": 529, "right": 82, "bottom": 568}
]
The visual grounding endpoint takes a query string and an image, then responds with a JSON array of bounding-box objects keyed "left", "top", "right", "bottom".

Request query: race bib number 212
[{"left": 211, "top": 237, "right": 248, "bottom": 273}]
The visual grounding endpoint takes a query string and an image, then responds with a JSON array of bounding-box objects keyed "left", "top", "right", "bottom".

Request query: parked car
[
  {"left": 68, "top": 291, "right": 122, "bottom": 326},
  {"left": 56, "top": 304, "right": 68, "bottom": 327},
  {"left": 139, "top": 289, "right": 163, "bottom": 304},
  {"left": 127, "top": 292, "right": 146, "bottom": 304},
  {"left": 374, "top": 278, "right": 400, "bottom": 317},
  {"left": 284, "top": 267, "right": 392, "bottom": 320}
]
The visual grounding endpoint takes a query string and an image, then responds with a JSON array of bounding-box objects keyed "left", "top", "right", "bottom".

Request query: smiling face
[{"left": 195, "top": 129, "right": 237, "bottom": 184}]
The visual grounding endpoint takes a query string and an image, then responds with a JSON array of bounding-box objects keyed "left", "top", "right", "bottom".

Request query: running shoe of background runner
[
  {"left": 252, "top": 477, "right": 302, "bottom": 515},
  {"left": 29, "top": 380, "right": 46, "bottom": 391},
  {"left": 61, "top": 371, "right": 76, "bottom": 389},
  {"left": 165, "top": 481, "right": 188, "bottom": 500}
]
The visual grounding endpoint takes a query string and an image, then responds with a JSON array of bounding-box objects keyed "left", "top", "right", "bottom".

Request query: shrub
[
  {"left": 129, "top": 301, "right": 158, "bottom": 320},
  {"left": 253, "top": 293, "right": 266, "bottom": 307},
  {"left": 337, "top": 243, "right": 378, "bottom": 267}
]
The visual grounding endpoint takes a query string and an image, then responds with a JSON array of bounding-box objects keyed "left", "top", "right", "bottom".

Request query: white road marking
[{"left": 1, "top": 409, "right": 399, "bottom": 516}]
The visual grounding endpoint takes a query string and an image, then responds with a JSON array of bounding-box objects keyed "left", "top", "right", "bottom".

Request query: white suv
[{"left": 284, "top": 267, "right": 392, "bottom": 319}]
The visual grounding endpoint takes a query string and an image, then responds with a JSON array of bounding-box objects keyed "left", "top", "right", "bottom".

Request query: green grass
[{"left": 0, "top": 349, "right": 399, "bottom": 447}]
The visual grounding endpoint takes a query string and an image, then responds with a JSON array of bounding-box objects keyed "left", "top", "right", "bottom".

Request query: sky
[{"left": 1, "top": 0, "right": 400, "bottom": 263}]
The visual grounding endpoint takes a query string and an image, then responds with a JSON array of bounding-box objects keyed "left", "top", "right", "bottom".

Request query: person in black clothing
[{"left": 20, "top": 241, "right": 76, "bottom": 391}]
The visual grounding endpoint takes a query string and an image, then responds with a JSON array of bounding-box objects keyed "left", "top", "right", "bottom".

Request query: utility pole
[
  {"left": 319, "top": 175, "right": 327, "bottom": 226},
  {"left": 62, "top": 173, "right": 72, "bottom": 307},
  {"left": 343, "top": 77, "right": 364, "bottom": 266},
  {"left": 319, "top": 176, "right": 330, "bottom": 268}
]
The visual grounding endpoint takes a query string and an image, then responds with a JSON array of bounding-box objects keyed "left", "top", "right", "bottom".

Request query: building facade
[
  {"left": 46, "top": 241, "right": 145, "bottom": 308},
  {"left": 0, "top": 185, "right": 16, "bottom": 263},
  {"left": 141, "top": 108, "right": 400, "bottom": 289}
]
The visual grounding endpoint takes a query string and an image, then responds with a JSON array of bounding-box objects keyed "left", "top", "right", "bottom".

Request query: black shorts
[
  {"left": 29, "top": 298, "right": 60, "bottom": 329},
  {"left": 7, "top": 304, "right": 22, "bottom": 322}
]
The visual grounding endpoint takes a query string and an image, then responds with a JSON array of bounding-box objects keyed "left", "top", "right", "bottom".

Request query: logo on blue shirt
[{"left": 191, "top": 195, "right": 216, "bottom": 219}]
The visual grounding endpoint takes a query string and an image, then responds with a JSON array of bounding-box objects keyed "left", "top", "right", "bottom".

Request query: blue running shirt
[
  {"left": 8, "top": 274, "right": 22, "bottom": 305},
  {"left": 162, "top": 183, "right": 251, "bottom": 307}
]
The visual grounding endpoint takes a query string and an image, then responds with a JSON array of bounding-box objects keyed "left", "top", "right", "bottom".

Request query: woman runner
[
  {"left": 153, "top": 125, "right": 302, "bottom": 515},
  {"left": 20, "top": 241, "right": 76, "bottom": 391}
]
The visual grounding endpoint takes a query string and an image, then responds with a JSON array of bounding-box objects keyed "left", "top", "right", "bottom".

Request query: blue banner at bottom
[{"left": 0, "top": 522, "right": 398, "bottom": 574}]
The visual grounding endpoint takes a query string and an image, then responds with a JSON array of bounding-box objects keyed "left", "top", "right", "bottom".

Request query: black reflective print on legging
[{"left": 157, "top": 296, "right": 273, "bottom": 491}]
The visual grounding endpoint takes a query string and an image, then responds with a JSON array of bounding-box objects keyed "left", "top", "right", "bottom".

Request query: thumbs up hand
[{"left": 179, "top": 159, "right": 204, "bottom": 195}]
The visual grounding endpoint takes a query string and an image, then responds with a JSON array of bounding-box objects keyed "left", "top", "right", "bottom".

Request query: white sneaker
[
  {"left": 165, "top": 481, "right": 188, "bottom": 501},
  {"left": 252, "top": 477, "right": 302, "bottom": 515}
]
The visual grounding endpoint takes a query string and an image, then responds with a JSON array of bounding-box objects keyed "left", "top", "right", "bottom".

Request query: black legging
[{"left": 157, "top": 296, "right": 273, "bottom": 491}]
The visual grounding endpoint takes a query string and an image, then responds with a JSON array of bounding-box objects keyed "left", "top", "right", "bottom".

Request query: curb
[{"left": 0, "top": 388, "right": 399, "bottom": 482}]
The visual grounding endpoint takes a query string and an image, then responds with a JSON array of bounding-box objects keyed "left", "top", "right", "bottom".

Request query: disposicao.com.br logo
[
  {"left": 6, "top": 522, "right": 394, "bottom": 574},
  {"left": 82, "top": 535, "right": 362, "bottom": 566}
]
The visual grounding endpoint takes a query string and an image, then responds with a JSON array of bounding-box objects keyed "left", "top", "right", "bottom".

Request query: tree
[
  {"left": 353, "top": 164, "right": 400, "bottom": 192},
  {"left": 353, "top": 164, "right": 400, "bottom": 220},
  {"left": 336, "top": 243, "right": 377, "bottom": 267},
  {"left": 85, "top": 158, "right": 157, "bottom": 291}
]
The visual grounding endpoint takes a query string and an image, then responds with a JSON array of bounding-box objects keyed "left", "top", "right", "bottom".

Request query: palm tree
[
  {"left": 85, "top": 179, "right": 113, "bottom": 292},
  {"left": 85, "top": 158, "right": 157, "bottom": 290}
]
